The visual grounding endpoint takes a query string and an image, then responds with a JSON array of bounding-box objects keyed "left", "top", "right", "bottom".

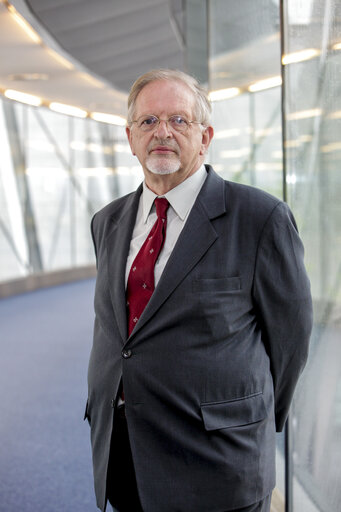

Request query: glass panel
[
  {"left": 0, "top": 99, "right": 140, "bottom": 282},
  {"left": 283, "top": 0, "right": 341, "bottom": 510},
  {"left": 208, "top": 1, "right": 285, "bottom": 509},
  {"left": 208, "top": 0, "right": 283, "bottom": 198}
]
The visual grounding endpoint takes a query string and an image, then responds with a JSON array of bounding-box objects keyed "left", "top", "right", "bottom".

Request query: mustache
[{"left": 147, "top": 140, "right": 180, "bottom": 153}]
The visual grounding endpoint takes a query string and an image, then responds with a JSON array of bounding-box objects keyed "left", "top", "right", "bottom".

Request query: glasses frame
[{"left": 131, "top": 114, "right": 203, "bottom": 133}]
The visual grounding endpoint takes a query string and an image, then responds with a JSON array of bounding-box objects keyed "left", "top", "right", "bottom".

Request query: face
[{"left": 126, "top": 80, "right": 213, "bottom": 186}]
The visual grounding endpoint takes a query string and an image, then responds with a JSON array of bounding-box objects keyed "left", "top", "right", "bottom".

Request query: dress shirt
[{"left": 125, "top": 165, "right": 207, "bottom": 288}]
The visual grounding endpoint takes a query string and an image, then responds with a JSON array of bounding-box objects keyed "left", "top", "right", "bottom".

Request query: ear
[
  {"left": 126, "top": 126, "right": 136, "bottom": 156},
  {"left": 199, "top": 125, "right": 214, "bottom": 155}
]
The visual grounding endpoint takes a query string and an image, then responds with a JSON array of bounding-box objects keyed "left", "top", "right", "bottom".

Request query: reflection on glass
[
  {"left": 209, "top": 1, "right": 285, "bottom": 510},
  {"left": 0, "top": 100, "right": 140, "bottom": 282},
  {"left": 284, "top": 0, "right": 341, "bottom": 511}
]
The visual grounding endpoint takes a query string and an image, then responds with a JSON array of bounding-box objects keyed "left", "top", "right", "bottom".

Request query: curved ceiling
[{"left": 24, "top": 0, "right": 186, "bottom": 93}]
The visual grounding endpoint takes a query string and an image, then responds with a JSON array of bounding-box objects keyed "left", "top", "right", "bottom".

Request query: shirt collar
[{"left": 142, "top": 165, "right": 207, "bottom": 222}]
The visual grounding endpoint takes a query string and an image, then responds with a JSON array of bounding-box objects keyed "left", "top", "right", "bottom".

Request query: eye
[
  {"left": 139, "top": 115, "right": 158, "bottom": 128},
  {"left": 170, "top": 115, "right": 188, "bottom": 126}
]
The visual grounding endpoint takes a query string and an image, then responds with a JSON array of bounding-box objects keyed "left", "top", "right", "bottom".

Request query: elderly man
[{"left": 85, "top": 69, "right": 313, "bottom": 512}]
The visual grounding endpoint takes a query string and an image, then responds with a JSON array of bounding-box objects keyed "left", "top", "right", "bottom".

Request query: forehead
[{"left": 135, "top": 79, "right": 196, "bottom": 117}]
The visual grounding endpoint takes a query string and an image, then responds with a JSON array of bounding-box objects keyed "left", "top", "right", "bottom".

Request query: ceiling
[
  {"left": 25, "top": 0, "right": 186, "bottom": 93},
  {"left": 0, "top": 0, "right": 282, "bottom": 118}
]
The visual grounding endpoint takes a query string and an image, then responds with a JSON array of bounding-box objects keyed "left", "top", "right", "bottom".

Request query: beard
[
  {"left": 146, "top": 155, "right": 181, "bottom": 175},
  {"left": 146, "top": 140, "right": 181, "bottom": 175}
]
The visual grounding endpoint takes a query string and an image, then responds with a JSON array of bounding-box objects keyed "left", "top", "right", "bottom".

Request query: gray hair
[{"left": 127, "top": 69, "right": 211, "bottom": 127}]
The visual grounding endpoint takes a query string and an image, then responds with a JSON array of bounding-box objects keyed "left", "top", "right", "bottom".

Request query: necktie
[{"left": 126, "top": 197, "right": 170, "bottom": 336}]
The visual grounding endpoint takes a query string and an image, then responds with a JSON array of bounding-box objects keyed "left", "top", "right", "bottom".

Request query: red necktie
[{"left": 126, "top": 197, "right": 169, "bottom": 336}]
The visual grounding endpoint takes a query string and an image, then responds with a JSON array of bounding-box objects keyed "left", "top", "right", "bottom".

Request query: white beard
[{"left": 146, "top": 155, "right": 181, "bottom": 175}]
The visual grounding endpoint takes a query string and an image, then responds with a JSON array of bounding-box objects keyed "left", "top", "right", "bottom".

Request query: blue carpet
[{"left": 0, "top": 279, "right": 98, "bottom": 511}]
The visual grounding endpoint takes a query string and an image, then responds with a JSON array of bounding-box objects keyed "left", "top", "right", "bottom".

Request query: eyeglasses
[{"left": 132, "top": 114, "right": 202, "bottom": 133}]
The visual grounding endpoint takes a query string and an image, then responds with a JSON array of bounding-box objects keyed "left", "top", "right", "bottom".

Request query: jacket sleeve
[{"left": 253, "top": 201, "right": 313, "bottom": 432}]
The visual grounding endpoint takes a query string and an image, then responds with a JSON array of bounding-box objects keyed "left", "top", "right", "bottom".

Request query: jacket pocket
[{"left": 201, "top": 392, "right": 266, "bottom": 431}]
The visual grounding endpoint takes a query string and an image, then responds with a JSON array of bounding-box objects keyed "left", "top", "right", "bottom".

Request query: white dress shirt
[{"left": 125, "top": 165, "right": 207, "bottom": 288}]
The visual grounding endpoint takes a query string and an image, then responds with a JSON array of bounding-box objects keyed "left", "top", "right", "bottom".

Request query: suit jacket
[{"left": 85, "top": 165, "right": 313, "bottom": 512}]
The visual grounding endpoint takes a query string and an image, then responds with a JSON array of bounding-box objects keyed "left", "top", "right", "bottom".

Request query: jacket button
[
  {"left": 111, "top": 399, "right": 115, "bottom": 408},
  {"left": 122, "top": 349, "right": 132, "bottom": 359}
]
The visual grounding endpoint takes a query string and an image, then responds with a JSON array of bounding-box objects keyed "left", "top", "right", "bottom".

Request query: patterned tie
[{"left": 126, "top": 197, "right": 170, "bottom": 336}]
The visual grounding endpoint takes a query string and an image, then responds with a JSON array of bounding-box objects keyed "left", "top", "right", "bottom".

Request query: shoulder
[
  {"left": 91, "top": 188, "right": 139, "bottom": 234},
  {"left": 204, "top": 166, "right": 296, "bottom": 238}
]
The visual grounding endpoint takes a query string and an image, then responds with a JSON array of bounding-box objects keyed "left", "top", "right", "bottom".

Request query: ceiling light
[
  {"left": 220, "top": 148, "right": 250, "bottom": 159},
  {"left": 214, "top": 129, "right": 241, "bottom": 139},
  {"left": 248, "top": 76, "right": 282, "bottom": 92},
  {"left": 299, "top": 134, "right": 313, "bottom": 142},
  {"left": 90, "top": 112, "right": 126, "bottom": 125},
  {"left": 4, "top": 89, "right": 42, "bottom": 106},
  {"left": 79, "top": 73, "right": 105, "bottom": 88},
  {"left": 320, "top": 142, "right": 341, "bottom": 153},
  {"left": 286, "top": 108, "right": 322, "bottom": 121},
  {"left": 8, "top": 5, "right": 41, "bottom": 43},
  {"left": 272, "top": 150, "right": 283, "bottom": 159},
  {"left": 282, "top": 48, "right": 320, "bottom": 65},
  {"left": 255, "top": 162, "right": 283, "bottom": 171},
  {"left": 208, "top": 88, "right": 241, "bottom": 101},
  {"left": 284, "top": 140, "right": 301, "bottom": 148},
  {"left": 49, "top": 102, "right": 87, "bottom": 118},
  {"left": 46, "top": 48, "right": 74, "bottom": 70},
  {"left": 8, "top": 73, "right": 49, "bottom": 81},
  {"left": 332, "top": 42, "right": 341, "bottom": 50},
  {"left": 327, "top": 110, "right": 341, "bottom": 119}
]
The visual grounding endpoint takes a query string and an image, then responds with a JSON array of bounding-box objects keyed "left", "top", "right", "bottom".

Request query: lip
[{"left": 150, "top": 146, "right": 175, "bottom": 154}]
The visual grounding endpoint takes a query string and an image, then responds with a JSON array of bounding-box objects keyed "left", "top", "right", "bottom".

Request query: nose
[{"left": 154, "top": 119, "right": 172, "bottom": 138}]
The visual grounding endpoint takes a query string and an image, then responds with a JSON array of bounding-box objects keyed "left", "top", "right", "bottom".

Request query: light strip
[
  {"left": 49, "top": 102, "right": 87, "bottom": 118},
  {"left": 90, "top": 112, "right": 126, "bottom": 125},
  {"left": 220, "top": 148, "right": 250, "bottom": 159},
  {"left": 4, "top": 89, "right": 42, "bottom": 106},
  {"left": 8, "top": 5, "right": 41, "bottom": 44},
  {"left": 286, "top": 108, "right": 322, "bottom": 121},
  {"left": 327, "top": 110, "right": 341, "bottom": 119},
  {"left": 248, "top": 76, "right": 282, "bottom": 92},
  {"left": 282, "top": 48, "right": 320, "bottom": 65},
  {"left": 208, "top": 87, "right": 241, "bottom": 101},
  {"left": 320, "top": 142, "right": 341, "bottom": 153},
  {"left": 214, "top": 129, "right": 241, "bottom": 139},
  {"left": 46, "top": 48, "right": 74, "bottom": 70},
  {"left": 332, "top": 42, "right": 341, "bottom": 51},
  {"left": 79, "top": 73, "right": 105, "bottom": 88}
]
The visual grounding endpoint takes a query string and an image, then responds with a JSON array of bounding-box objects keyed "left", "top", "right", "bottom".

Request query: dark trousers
[
  {"left": 107, "top": 406, "right": 271, "bottom": 512},
  {"left": 106, "top": 405, "right": 143, "bottom": 512}
]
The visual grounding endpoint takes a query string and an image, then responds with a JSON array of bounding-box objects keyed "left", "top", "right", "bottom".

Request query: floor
[{"left": 0, "top": 279, "right": 97, "bottom": 511}]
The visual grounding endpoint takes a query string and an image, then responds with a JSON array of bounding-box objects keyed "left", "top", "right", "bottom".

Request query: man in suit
[{"left": 85, "top": 69, "right": 313, "bottom": 512}]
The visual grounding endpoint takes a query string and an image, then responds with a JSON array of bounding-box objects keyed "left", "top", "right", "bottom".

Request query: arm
[{"left": 253, "top": 202, "right": 313, "bottom": 431}]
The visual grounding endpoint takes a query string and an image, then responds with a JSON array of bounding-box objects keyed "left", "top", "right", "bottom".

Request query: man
[{"left": 85, "top": 69, "right": 313, "bottom": 512}]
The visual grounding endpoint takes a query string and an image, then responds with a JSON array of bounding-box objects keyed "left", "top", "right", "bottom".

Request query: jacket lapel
[
  {"left": 106, "top": 185, "right": 142, "bottom": 342},
  {"left": 128, "top": 166, "right": 226, "bottom": 340}
]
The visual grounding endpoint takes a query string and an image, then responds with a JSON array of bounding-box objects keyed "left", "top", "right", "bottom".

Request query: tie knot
[{"left": 155, "top": 197, "right": 169, "bottom": 220}]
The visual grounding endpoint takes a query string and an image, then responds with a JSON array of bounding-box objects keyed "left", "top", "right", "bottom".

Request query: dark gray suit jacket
[{"left": 86, "top": 165, "right": 313, "bottom": 512}]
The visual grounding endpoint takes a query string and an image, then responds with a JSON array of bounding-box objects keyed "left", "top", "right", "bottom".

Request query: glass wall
[
  {"left": 208, "top": 1, "right": 286, "bottom": 509},
  {"left": 283, "top": 1, "right": 341, "bottom": 511},
  {"left": 209, "top": 0, "right": 341, "bottom": 511},
  {"left": 0, "top": 99, "right": 141, "bottom": 282}
]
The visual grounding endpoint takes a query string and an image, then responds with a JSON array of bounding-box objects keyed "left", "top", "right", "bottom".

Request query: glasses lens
[
  {"left": 169, "top": 115, "right": 189, "bottom": 132},
  {"left": 138, "top": 115, "right": 158, "bottom": 131}
]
